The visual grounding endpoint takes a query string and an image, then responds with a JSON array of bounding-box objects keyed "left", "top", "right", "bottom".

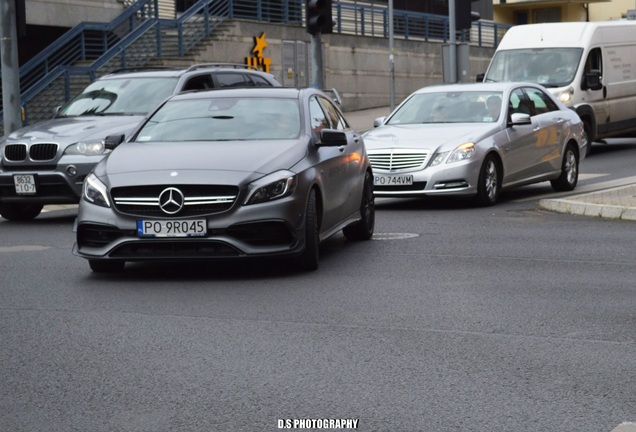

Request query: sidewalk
[{"left": 344, "top": 106, "right": 636, "bottom": 222}]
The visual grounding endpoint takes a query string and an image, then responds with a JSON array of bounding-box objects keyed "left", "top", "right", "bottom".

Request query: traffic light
[
  {"left": 306, "top": 0, "right": 333, "bottom": 35},
  {"left": 455, "top": 0, "right": 480, "bottom": 31}
]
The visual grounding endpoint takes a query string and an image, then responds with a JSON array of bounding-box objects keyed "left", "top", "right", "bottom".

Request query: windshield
[
  {"left": 387, "top": 91, "right": 505, "bottom": 124},
  {"left": 484, "top": 48, "right": 583, "bottom": 88},
  {"left": 135, "top": 97, "right": 301, "bottom": 142},
  {"left": 58, "top": 77, "right": 179, "bottom": 117}
]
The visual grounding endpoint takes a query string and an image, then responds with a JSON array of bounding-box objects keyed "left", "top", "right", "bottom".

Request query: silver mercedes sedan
[
  {"left": 73, "top": 87, "right": 374, "bottom": 273},
  {"left": 363, "top": 82, "right": 587, "bottom": 205}
]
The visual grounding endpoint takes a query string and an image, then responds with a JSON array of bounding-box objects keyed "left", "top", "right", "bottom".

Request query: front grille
[
  {"left": 111, "top": 184, "right": 239, "bottom": 217},
  {"left": 368, "top": 150, "right": 429, "bottom": 172},
  {"left": 3, "top": 143, "right": 59, "bottom": 162},
  {"left": 30, "top": 143, "right": 59, "bottom": 161},
  {"left": 4, "top": 144, "right": 27, "bottom": 161}
]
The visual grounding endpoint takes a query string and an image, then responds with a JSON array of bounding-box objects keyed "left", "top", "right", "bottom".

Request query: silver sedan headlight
[
  {"left": 64, "top": 139, "right": 108, "bottom": 156},
  {"left": 447, "top": 142, "right": 476, "bottom": 163},
  {"left": 83, "top": 173, "right": 111, "bottom": 207},
  {"left": 245, "top": 170, "right": 297, "bottom": 205}
]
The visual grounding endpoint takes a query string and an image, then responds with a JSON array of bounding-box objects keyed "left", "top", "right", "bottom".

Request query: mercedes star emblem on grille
[{"left": 158, "top": 187, "right": 185, "bottom": 215}]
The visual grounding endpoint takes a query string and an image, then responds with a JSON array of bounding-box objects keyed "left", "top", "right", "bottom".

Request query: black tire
[
  {"left": 343, "top": 171, "right": 375, "bottom": 241},
  {"left": 296, "top": 189, "right": 319, "bottom": 272},
  {"left": 475, "top": 154, "right": 500, "bottom": 206},
  {"left": 0, "top": 203, "right": 44, "bottom": 221},
  {"left": 551, "top": 144, "right": 579, "bottom": 192},
  {"left": 89, "top": 260, "right": 125, "bottom": 273}
]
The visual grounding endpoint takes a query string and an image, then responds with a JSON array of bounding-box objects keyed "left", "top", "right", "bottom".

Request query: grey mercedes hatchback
[{"left": 73, "top": 87, "right": 375, "bottom": 272}]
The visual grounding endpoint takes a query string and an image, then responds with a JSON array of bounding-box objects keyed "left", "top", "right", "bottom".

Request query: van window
[
  {"left": 485, "top": 48, "right": 583, "bottom": 88},
  {"left": 583, "top": 47, "right": 602, "bottom": 76}
]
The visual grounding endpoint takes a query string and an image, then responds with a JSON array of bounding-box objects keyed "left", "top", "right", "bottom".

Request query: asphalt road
[{"left": 1, "top": 141, "right": 635, "bottom": 432}]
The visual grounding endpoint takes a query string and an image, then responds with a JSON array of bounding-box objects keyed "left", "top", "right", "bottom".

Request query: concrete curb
[{"left": 538, "top": 183, "right": 636, "bottom": 221}]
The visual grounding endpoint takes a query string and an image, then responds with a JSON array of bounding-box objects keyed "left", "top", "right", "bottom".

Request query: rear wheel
[
  {"left": 551, "top": 144, "right": 579, "bottom": 192},
  {"left": 343, "top": 171, "right": 375, "bottom": 241},
  {"left": 475, "top": 155, "right": 500, "bottom": 206},
  {"left": 89, "top": 260, "right": 125, "bottom": 273},
  {"left": 0, "top": 203, "right": 44, "bottom": 221},
  {"left": 296, "top": 190, "right": 319, "bottom": 271}
]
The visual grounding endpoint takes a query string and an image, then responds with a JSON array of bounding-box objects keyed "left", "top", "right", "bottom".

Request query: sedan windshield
[
  {"left": 59, "top": 77, "right": 179, "bottom": 116},
  {"left": 484, "top": 48, "right": 583, "bottom": 88},
  {"left": 135, "top": 97, "right": 301, "bottom": 141},
  {"left": 387, "top": 91, "right": 505, "bottom": 124}
]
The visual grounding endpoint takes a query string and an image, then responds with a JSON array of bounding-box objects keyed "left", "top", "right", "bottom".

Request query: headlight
[
  {"left": 447, "top": 143, "right": 476, "bottom": 163},
  {"left": 429, "top": 151, "right": 449, "bottom": 167},
  {"left": 557, "top": 87, "right": 574, "bottom": 105},
  {"left": 64, "top": 139, "right": 108, "bottom": 156},
  {"left": 83, "top": 173, "right": 111, "bottom": 207},
  {"left": 245, "top": 171, "right": 297, "bottom": 205}
]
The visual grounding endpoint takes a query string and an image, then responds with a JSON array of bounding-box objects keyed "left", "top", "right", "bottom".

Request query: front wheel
[
  {"left": 296, "top": 189, "right": 319, "bottom": 271},
  {"left": 551, "top": 144, "right": 579, "bottom": 192},
  {"left": 343, "top": 171, "right": 375, "bottom": 241},
  {"left": 0, "top": 203, "right": 44, "bottom": 221},
  {"left": 475, "top": 155, "right": 500, "bottom": 206}
]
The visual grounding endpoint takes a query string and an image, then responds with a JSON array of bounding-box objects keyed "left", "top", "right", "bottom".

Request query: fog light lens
[{"left": 67, "top": 165, "right": 77, "bottom": 176}]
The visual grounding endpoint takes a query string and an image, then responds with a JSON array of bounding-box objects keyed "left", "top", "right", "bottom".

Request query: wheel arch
[{"left": 575, "top": 105, "right": 597, "bottom": 142}]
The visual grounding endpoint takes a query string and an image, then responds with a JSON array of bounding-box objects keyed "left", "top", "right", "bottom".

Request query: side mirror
[
  {"left": 317, "top": 129, "right": 348, "bottom": 147},
  {"left": 373, "top": 116, "right": 386, "bottom": 128},
  {"left": 509, "top": 113, "right": 532, "bottom": 126},
  {"left": 582, "top": 69, "right": 602, "bottom": 91},
  {"left": 104, "top": 134, "right": 126, "bottom": 150},
  {"left": 476, "top": 73, "right": 485, "bottom": 83}
]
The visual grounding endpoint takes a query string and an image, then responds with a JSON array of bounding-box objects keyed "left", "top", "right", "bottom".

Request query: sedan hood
[
  {"left": 6, "top": 115, "right": 145, "bottom": 144},
  {"left": 363, "top": 123, "right": 499, "bottom": 151},
  {"left": 102, "top": 140, "right": 307, "bottom": 187}
]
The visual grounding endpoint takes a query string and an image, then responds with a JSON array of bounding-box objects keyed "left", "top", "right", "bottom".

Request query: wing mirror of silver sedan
[
  {"left": 373, "top": 117, "right": 386, "bottom": 128},
  {"left": 509, "top": 113, "right": 532, "bottom": 126}
]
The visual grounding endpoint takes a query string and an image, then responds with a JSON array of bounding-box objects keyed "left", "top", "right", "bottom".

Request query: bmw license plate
[
  {"left": 137, "top": 219, "right": 207, "bottom": 237},
  {"left": 14, "top": 174, "right": 37, "bottom": 195},
  {"left": 374, "top": 174, "right": 413, "bottom": 186}
]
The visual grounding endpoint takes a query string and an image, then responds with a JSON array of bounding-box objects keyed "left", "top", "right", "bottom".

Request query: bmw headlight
[
  {"left": 447, "top": 143, "right": 476, "bottom": 164},
  {"left": 245, "top": 171, "right": 297, "bottom": 205},
  {"left": 83, "top": 173, "right": 111, "bottom": 207},
  {"left": 64, "top": 139, "right": 108, "bottom": 156},
  {"left": 557, "top": 87, "right": 574, "bottom": 105}
]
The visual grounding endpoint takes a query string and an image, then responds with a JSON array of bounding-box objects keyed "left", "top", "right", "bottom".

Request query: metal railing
[{"left": 1, "top": 0, "right": 510, "bottom": 136}]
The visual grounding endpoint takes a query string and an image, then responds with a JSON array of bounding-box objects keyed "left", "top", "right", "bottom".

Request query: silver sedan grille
[{"left": 368, "top": 150, "right": 429, "bottom": 172}]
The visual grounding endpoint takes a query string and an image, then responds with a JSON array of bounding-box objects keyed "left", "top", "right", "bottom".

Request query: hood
[
  {"left": 6, "top": 115, "right": 145, "bottom": 145},
  {"left": 102, "top": 139, "right": 307, "bottom": 188},
  {"left": 363, "top": 123, "right": 499, "bottom": 152}
]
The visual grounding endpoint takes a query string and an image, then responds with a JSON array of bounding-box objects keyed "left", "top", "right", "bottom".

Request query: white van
[{"left": 481, "top": 20, "right": 636, "bottom": 154}]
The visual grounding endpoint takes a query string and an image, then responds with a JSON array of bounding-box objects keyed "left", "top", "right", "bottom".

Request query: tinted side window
[
  {"left": 182, "top": 75, "right": 214, "bottom": 91},
  {"left": 215, "top": 73, "right": 250, "bottom": 88},
  {"left": 249, "top": 74, "right": 272, "bottom": 87},
  {"left": 319, "top": 97, "right": 348, "bottom": 130},
  {"left": 309, "top": 96, "right": 328, "bottom": 135},
  {"left": 524, "top": 87, "right": 559, "bottom": 114}
]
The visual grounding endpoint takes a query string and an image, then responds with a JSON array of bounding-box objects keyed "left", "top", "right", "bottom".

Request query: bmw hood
[
  {"left": 102, "top": 140, "right": 307, "bottom": 187},
  {"left": 6, "top": 115, "right": 145, "bottom": 144},
  {"left": 363, "top": 123, "right": 499, "bottom": 151}
]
